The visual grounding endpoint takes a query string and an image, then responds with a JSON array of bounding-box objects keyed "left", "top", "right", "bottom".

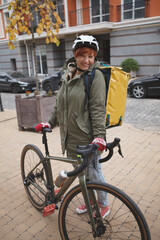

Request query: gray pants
[{"left": 87, "top": 154, "right": 108, "bottom": 207}]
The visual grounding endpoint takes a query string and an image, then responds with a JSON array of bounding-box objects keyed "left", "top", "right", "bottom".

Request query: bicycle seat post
[{"left": 42, "top": 129, "right": 49, "bottom": 156}]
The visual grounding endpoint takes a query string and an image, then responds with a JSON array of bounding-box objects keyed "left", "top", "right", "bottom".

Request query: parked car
[
  {"left": 0, "top": 71, "right": 37, "bottom": 93},
  {"left": 42, "top": 71, "right": 62, "bottom": 94},
  {"left": 127, "top": 73, "right": 160, "bottom": 98}
]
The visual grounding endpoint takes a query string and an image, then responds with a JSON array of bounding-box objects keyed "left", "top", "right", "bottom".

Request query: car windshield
[{"left": 8, "top": 72, "right": 27, "bottom": 78}]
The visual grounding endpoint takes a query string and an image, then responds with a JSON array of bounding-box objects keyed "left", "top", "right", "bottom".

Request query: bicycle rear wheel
[
  {"left": 21, "top": 144, "right": 47, "bottom": 210},
  {"left": 59, "top": 182, "right": 150, "bottom": 240}
]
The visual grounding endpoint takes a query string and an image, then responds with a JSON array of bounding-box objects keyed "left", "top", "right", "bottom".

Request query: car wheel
[
  {"left": 11, "top": 84, "right": 19, "bottom": 93},
  {"left": 132, "top": 84, "right": 146, "bottom": 99},
  {"left": 44, "top": 83, "right": 54, "bottom": 94}
]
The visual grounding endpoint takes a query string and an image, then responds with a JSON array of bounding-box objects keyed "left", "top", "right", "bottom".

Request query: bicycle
[{"left": 21, "top": 127, "right": 151, "bottom": 239}]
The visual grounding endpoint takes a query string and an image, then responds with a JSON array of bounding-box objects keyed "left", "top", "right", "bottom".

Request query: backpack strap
[
  {"left": 83, "top": 67, "right": 111, "bottom": 110},
  {"left": 84, "top": 68, "right": 96, "bottom": 111}
]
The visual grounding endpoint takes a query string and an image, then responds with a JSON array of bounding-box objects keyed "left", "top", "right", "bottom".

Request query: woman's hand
[
  {"left": 35, "top": 122, "right": 51, "bottom": 132},
  {"left": 91, "top": 138, "right": 106, "bottom": 151}
]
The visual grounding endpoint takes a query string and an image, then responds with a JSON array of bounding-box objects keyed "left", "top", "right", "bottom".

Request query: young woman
[{"left": 35, "top": 35, "right": 109, "bottom": 218}]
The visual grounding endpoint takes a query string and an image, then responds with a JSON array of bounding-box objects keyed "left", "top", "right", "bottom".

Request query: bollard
[{"left": 0, "top": 92, "right": 4, "bottom": 111}]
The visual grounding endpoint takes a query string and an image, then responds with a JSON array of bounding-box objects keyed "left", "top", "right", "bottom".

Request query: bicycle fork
[{"left": 79, "top": 173, "right": 105, "bottom": 238}]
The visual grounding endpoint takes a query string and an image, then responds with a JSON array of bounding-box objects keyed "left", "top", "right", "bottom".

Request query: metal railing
[
  {"left": 18, "top": 8, "right": 65, "bottom": 35},
  {"left": 69, "top": 5, "right": 113, "bottom": 27},
  {"left": 117, "top": 0, "right": 150, "bottom": 22}
]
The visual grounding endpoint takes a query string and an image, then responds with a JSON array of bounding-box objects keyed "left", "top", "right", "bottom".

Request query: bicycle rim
[
  {"left": 59, "top": 182, "right": 150, "bottom": 240},
  {"left": 21, "top": 144, "right": 47, "bottom": 210}
]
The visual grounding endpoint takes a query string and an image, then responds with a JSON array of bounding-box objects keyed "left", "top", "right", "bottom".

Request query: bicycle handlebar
[
  {"left": 99, "top": 137, "right": 122, "bottom": 163},
  {"left": 67, "top": 138, "right": 123, "bottom": 177},
  {"left": 67, "top": 143, "right": 99, "bottom": 177},
  {"left": 39, "top": 128, "right": 123, "bottom": 178}
]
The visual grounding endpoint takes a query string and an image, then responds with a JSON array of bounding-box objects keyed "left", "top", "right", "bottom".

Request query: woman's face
[{"left": 75, "top": 52, "right": 95, "bottom": 71}]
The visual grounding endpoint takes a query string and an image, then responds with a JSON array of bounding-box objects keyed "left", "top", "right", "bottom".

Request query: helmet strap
[{"left": 76, "top": 66, "right": 86, "bottom": 72}]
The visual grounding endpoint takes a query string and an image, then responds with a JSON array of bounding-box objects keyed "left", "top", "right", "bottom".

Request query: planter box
[{"left": 15, "top": 94, "right": 56, "bottom": 130}]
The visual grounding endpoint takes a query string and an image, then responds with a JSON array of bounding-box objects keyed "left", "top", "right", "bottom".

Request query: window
[
  {"left": 4, "top": 12, "right": 10, "bottom": 26},
  {"left": 122, "top": 0, "right": 145, "bottom": 20},
  {"left": 90, "top": 0, "right": 109, "bottom": 23},
  {"left": 35, "top": 46, "right": 48, "bottom": 75},
  {"left": 10, "top": 59, "right": 17, "bottom": 71},
  {"left": 0, "top": 75, "right": 11, "bottom": 81},
  {"left": 32, "top": 8, "right": 41, "bottom": 33},
  {"left": 2, "top": 0, "right": 8, "bottom": 4},
  {"left": 52, "top": 0, "right": 65, "bottom": 25},
  {"left": 30, "top": 1, "right": 65, "bottom": 33},
  {"left": 135, "top": 0, "right": 145, "bottom": 18},
  {"left": 3, "top": 11, "right": 10, "bottom": 38}
]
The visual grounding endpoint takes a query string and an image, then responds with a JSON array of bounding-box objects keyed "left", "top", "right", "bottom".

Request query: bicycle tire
[
  {"left": 59, "top": 181, "right": 150, "bottom": 240},
  {"left": 21, "top": 144, "right": 48, "bottom": 210}
]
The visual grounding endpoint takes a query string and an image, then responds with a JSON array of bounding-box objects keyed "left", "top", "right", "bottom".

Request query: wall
[
  {"left": 50, "top": 39, "right": 66, "bottom": 73},
  {"left": 82, "top": 0, "right": 90, "bottom": 24},
  {"left": 0, "top": 9, "right": 5, "bottom": 39},
  {"left": 64, "top": 35, "right": 75, "bottom": 60},
  {"left": 0, "top": 41, "right": 28, "bottom": 73},
  {"left": 110, "top": 24, "right": 160, "bottom": 76},
  {"left": 110, "top": 0, "right": 121, "bottom": 22},
  {"left": 0, "top": 38, "right": 66, "bottom": 76},
  {"left": 68, "top": 0, "right": 76, "bottom": 26},
  {"left": 150, "top": 0, "right": 160, "bottom": 17}
]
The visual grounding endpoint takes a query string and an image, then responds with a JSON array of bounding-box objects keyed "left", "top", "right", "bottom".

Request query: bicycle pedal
[{"left": 42, "top": 204, "right": 56, "bottom": 217}]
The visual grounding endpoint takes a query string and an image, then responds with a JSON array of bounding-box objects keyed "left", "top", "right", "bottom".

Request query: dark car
[
  {"left": 0, "top": 71, "right": 37, "bottom": 93},
  {"left": 42, "top": 71, "right": 62, "bottom": 94},
  {"left": 127, "top": 73, "right": 160, "bottom": 98}
]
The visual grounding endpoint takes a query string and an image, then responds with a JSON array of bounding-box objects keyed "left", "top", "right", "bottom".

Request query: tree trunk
[{"left": 31, "top": 19, "right": 40, "bottom": 95}]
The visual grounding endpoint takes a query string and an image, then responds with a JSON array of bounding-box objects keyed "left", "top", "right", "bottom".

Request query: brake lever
[{"left": 118, "top": 144, "right": 124, "bottom": 158}]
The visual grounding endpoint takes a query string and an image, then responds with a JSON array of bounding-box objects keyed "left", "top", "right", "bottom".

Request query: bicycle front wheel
[
  {"left": 59, "top": 182, "right": 150, "bottom": 240},
  {"left": 21, "top": 144, "right": 47, "bottom": 210}
]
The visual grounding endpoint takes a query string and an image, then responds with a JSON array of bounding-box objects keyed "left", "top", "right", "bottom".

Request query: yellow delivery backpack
[{"left": 84, "top": 64, "right": 130, "bottom": 128}]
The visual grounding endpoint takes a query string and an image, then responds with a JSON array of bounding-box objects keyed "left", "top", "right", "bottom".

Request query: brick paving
[{"left": 0, "top": 109, "right": 160, "bottom": 239}]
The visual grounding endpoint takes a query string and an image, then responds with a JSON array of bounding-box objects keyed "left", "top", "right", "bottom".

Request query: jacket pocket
[{"left": 75, "top": 115, "right": 91, "bottom": 135}]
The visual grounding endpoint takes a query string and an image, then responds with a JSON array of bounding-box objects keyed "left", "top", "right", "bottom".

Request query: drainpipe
[
  {"left": 24, "top": 40, "right": 31, "bottom": 76},
  {"left": 64, "top": 0, "right": 69, "bottom": 28}
]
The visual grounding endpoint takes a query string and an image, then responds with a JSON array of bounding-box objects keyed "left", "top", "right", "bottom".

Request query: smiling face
[{"left": 74, "top": 47, "right": 96, "bottom": 71}]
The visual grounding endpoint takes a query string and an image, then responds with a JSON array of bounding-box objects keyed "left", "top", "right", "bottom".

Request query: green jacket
[{"left": 48, "top": 58, "right": 106, "bottom": 158}]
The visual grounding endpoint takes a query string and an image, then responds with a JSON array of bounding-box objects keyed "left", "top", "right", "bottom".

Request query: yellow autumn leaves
[{"left": 6, "top": 0, "right": 62, "bottom": 49}]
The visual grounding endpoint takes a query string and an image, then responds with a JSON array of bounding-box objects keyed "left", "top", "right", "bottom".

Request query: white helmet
[{"left": 72, "top": 35, "right": 99, "bottom": 53}]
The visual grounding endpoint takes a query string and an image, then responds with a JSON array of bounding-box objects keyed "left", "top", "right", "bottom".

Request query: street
[
  {"left": 123, "top": 96, "right": 160, "bottom": 132},
  {"left": 0, "top": 92, "right": 160, "bottom": 132}
]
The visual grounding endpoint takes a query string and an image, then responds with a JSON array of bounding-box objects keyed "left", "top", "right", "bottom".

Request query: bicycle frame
[
  {"left": 23, "top": 129, "right": 103, "bottom": 235},
  {"left": 26, "top": 150, "right": 101, "bottom": 235},
  {"left": 22, "top": 129, "right": 151, "bottom": 239}
]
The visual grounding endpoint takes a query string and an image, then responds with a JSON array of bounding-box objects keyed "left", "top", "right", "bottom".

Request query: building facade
[{"left": 0, "top": 0, "right": 160, "bottom": 77}]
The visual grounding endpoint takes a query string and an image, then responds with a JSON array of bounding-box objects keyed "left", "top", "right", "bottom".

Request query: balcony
[
  {"left": 117, "top": 0, "right": 150, "bottom": 22},
  {"left": 17, "top": 4, "right": 114, "bottom": 39},
  {"left": 18, "top": 9, "right": 65, "bottom": 36},
  {"left": 69, "top": 4, "right": 113, "bottom": 27}
]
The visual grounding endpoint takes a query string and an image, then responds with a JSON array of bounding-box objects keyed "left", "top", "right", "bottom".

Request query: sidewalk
[{"left": 0, "top": 109, "right": 160, "bottom": 240}]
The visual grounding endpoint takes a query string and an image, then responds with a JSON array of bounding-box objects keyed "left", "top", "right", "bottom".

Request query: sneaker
[
  {"left": 76, "top": 200, "right": 93, "bottom": 214},
  {"left": 93, "top": 202, "right": 110, "bottom": 219}
]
